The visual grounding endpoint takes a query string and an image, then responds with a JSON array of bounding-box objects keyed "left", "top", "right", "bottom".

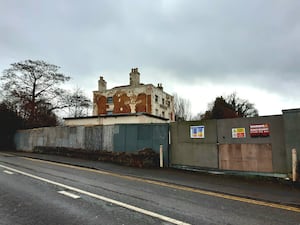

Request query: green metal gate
[{"left": 113, "top": 124, "right": 169, "bottom": 166}]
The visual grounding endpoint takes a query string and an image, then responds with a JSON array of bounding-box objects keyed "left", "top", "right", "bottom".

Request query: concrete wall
[
  {"left": 14, "top": 124, "right": 168, "bottom": 166},
  {"left": 170, "top": 120, "right": 218, "bottom": 168},
  {"left": 15, "top": 126, "right": 113, "bottom": 152},
  {"left": 169, "top": 115, "right": 288, "bottom": 174},
  {"left": 84, "top": 125, "right": 114, "bottom": 151},
  {"left": 217, "top": 115, "right": 287, "bottom": 173},
  {"left": 282, "top": 109, "right": 300, "bottom": 173},
  {"left": 14, "top": 109, "right": 299, "bottom": 175}
]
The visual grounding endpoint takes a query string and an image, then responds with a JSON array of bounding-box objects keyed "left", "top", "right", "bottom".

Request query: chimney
[
  {"left": 129, "top": 68, "right": 140, "bottom": 86},
  {"left": 98, "top": 76, "right": 107, "bottom": 92},
  {"left": 157, "top": 83, "right": 163, "bottom": 91}
]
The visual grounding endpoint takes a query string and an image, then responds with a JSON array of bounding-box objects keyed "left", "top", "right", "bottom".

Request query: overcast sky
[{"left": 1, "top": 0, "right": 300, "bottom": 116}]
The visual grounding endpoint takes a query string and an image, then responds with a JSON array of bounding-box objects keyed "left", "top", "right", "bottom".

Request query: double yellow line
[{"left": 22, "top": 156, "right": 300, "bottom": 213}]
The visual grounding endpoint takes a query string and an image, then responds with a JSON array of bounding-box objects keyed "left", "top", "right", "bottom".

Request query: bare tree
[
  {"left": 173, "top": 93, "right": 192, "bottom": 121},
  {"left": 65, "top": 88, "right": 92, "bottom": 117},
  {"left": 1, "top": 60, "right": 70, "bottom": 127}
]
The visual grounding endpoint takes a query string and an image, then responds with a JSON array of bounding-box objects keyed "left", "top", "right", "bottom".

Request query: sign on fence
[
  {"left": 232, "top": 128, "right": 246, "bottom": 138},
  {"left": 250, "top": 124, "right": 270, "bottom": 137},
  {"left": 190, "top": 126, "right": 205, "bottom": 139}
]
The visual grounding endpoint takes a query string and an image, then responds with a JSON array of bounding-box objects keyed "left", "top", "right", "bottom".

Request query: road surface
[{"left": 0, "top": 152, "right": 299, "bottom": 225}]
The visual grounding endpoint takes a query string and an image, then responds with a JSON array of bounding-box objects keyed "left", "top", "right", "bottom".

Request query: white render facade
[{"left": 93, "top": 68, "right": 175, "bottom": 122}]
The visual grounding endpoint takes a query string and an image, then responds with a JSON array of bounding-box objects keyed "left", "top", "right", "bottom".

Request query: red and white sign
[{"left": 250, "top": 124, "right": 270, "bottom": 137}]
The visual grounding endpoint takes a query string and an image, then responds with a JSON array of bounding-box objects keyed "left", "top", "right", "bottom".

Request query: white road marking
[
  {"left": 0, "top": 153, "right": 14, "bottom": 157},
  {"left": 0, "top": 164, "right": 190, "bottom": 225},
  {"left": 58, "top": 191, "right": 81, "bottom": 199},
  {"left": 24, "top": 157, "right": 300, "bottom": 214},
  {"left": 3, "top": 170, "right": 14, "bottom": 175}
]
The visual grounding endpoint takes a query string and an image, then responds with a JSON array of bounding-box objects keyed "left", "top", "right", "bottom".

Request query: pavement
[{"left": 2, "top": 151, "right": 300, "bottom": 208}]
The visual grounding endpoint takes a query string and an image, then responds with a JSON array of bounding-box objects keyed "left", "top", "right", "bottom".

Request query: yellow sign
[{"left": 232, "top": 128, "right": 246, "bottom": 138}]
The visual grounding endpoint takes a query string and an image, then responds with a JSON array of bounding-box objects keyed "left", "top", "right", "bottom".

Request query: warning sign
[
  {"left": 232, "top": 128, "right": 246, "bottom": 138},
  {"left": 250, "top": 124, "right": 270, "bottom": 137}
]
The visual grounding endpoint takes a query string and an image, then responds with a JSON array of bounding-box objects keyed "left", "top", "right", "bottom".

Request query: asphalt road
[{"left": 0, "top": 153, "right": 299, "bottom": 225}]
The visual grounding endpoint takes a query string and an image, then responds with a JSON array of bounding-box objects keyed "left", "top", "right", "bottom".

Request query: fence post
[
  {"left": 292, "top": 148, "right": 297, "bottom": 182},
  {"left": 160, "top": 144, "right": 163, "bottom": 168}
]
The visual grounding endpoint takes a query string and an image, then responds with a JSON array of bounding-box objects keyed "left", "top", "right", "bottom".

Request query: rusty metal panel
[{"left": 219, "top": 144, "right": 273, "bottom": 172}]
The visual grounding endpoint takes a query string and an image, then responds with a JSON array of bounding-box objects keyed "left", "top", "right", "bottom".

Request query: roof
[
  {"left": 64, "top": 112, "right": 169, "bottom": 121},
  {"left": 112, "top": 83, "right": 145, "bottom": 89}
]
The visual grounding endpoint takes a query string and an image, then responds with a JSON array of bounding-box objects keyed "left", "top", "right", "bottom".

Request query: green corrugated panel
[{"left": 113, "top": 124, "right": 169, "bottom": 165}]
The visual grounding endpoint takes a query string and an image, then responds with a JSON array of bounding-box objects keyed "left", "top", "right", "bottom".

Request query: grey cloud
[{"left": 1, "top": 0, "right": 300, "bottom": 104}]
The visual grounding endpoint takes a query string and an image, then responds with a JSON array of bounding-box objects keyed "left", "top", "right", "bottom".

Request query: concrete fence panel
[
  {"left": 15, "top": 126, "right": 86, "bottom": 151},
  {"left": 170, "top": 120, "right": 218, "bottom": 169},
  {"left": 217, "top": 116, "right": 286, "bottom": 173},
  {"left": 84, "top": 126, "right": 103, "bottom": 151}
]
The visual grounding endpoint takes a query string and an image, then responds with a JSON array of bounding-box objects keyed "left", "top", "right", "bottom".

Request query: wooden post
[
  {"left": 292, "top": 148, "right": 297, "bottom": 182},
  {"left": 160, "top": 145, "right": 163, "bottom": 168}
]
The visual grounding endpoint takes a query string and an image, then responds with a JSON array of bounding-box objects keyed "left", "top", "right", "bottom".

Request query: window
[
  {"left": 162, "top": 98, "right": 165, "bottom": 105},
  {"left": 155, "top": 109, "right": 158, "bottom": 115},
  {"left": 155, "top": 95, "right": 158, "bottom": 102},
  {"left": 107, "top": 110, "right": 113, "bottom": 115},
  {"left": 162, "top": 111, "right": 165, "bottom": 118},
  {"left": 107, "top": 97, "right": 113, "bottom": 104}
]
